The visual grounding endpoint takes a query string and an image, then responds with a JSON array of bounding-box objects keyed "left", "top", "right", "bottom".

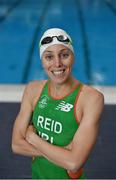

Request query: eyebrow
[
  {"left": 44, "top": 51, "right": 53, "bottom": 53},
  {"left": 45, "top": 48, "right": 69, "bottom": 53},
  {"left": 60, "top": 48, "right": 70, "bottom": 52}
]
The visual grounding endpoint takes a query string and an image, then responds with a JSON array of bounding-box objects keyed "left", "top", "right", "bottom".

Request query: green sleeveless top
[{"left": 31, "top": 81, "right": 85, "bottom": 179}]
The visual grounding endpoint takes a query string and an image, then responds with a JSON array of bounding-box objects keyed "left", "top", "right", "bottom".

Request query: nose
[{"left": 54, "top": 55, "right": 62, "bottom": 67}]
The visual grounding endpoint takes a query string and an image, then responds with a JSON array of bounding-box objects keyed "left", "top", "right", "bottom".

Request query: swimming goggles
[{"left": 40, "top": 35, "right": 71, "bottom": 46}]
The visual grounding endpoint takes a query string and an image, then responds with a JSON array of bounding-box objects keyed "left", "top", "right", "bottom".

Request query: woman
[{"left": 12, "top": 28, "right": 104, "bottom": 179}]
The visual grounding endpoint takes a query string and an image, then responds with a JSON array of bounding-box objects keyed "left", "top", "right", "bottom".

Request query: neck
[{"left": 49, "top": 77, "right": 79, "bottom": 98}]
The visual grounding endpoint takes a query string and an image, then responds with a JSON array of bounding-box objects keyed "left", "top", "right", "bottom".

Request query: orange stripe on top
[
  {"left": 68, "top": 84, "right": 84, "bottom": 179},
  {"left": 74, "top": 83, "right": 83, "bottom": 125},
  {"left": 48, "top": 81, "right": 80, "bottom": 100},
  {"left": 67, "top": 168, "right": 84, "bottom": 179}
]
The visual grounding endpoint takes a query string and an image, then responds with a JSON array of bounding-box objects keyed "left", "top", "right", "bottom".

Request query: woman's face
[{"left": 42, "top": 44, "right": 74, "bottom": 84}]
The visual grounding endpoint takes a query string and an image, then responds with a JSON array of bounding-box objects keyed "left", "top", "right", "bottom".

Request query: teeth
[{"left": 53, "top": 70, "right": 64, "bottom": 75}]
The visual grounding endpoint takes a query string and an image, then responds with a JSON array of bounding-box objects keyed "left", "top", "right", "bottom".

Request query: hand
[
  {"left": 26, "top": 125, "right": 42, "bottom": 157},
  {"left": 65, "top": 141, "right": 73, "bottom": 150},
  {"left": 26, "top": 125, "right": 36, "bottom": 144},
  {"left": 27, "top": 124, "right": 36, "bottom": 133}
]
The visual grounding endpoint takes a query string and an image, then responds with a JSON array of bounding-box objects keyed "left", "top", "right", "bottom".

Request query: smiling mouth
[{"left": 52, "top": 69, "right": 65, "bottom": 76}]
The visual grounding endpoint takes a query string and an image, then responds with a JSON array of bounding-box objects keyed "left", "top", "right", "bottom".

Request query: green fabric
[{"left": 32, "top": 81, "right": 85, "bottom": 179}]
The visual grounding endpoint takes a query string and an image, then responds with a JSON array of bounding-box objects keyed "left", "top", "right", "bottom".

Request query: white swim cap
[{"left": 39, "top": 28, "right": 74, "bottom": 59}]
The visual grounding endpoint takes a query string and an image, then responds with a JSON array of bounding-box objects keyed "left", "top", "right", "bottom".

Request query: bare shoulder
[
  {"left": 77, "top": 84, "right": 104, "bottom": 124},
  {"left": 26, "top": 80, "right": 47, "bottom": 93},
  {"left": 81, "top": 84, "right": 104, "bottom": 110},
  {"left": 82, "top": 84, "right": 104, "bottom": 100},
  {"left": 22, "top": 80, "right": 47, "bottom": 104}
]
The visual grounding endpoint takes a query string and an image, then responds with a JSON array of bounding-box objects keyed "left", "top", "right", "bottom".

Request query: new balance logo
[{"left": 55, "top": 101, "right": 73, "bottom": 112}]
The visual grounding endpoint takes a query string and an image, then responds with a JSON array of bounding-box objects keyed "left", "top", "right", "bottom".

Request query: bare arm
[
  {"left": 12, "top": 81, "right": 42, "bottom": 157},
  {"left": 26, "top": 90, "right": 104, "bottom": 171}
]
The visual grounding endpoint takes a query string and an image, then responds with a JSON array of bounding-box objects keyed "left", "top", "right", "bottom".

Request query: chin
[{"left": 50, "top": 75, "right": 70, "bottom": 85}]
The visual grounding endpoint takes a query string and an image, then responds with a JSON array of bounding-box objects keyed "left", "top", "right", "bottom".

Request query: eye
[
  {"left": 44, "top": 54, "right": 54, "bottom": 61},
  {"left": 60, "top": 52, "right": 70, "bottom": 59}
]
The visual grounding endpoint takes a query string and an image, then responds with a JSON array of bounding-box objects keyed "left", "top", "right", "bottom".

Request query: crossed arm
[{"left": 12, "top": 83, "right": 104, "bottom": 172}]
